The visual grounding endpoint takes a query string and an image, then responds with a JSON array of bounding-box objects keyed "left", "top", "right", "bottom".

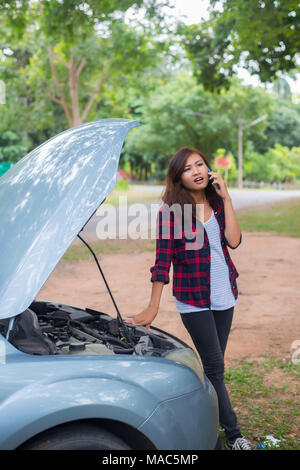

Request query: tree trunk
[
  {"left": 69, "top": 54, "right": 82, "bottom": 127},
  {"left": 47, "top": 46, "right": 109, "bottom": 128}
]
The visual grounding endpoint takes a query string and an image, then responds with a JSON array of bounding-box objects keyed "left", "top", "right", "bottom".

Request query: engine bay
[{"left": 0, "top": 300, "right": 186, "bottom": 357}]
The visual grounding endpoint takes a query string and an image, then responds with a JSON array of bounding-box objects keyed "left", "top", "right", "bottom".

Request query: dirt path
[{"left": 37, "top": 232, "right": 300, "bottom": 366}]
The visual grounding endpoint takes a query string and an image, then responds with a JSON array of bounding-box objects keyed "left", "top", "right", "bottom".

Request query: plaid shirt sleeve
[{"left": 150, "top": 206, "right": 174, "bottom": 284}]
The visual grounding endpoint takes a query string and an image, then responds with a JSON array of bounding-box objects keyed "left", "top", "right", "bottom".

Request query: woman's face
[{"left": 180, "top": 153, "right": 209, "bottom": 192}]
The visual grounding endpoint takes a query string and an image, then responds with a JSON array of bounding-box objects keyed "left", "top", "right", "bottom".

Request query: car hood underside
[{"left": 0, "top": 119, "right": 139, "bottom": 320}]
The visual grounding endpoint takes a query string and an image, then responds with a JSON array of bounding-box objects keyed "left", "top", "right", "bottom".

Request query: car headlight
[{"left": 163, "top": 347, "right": 204, "bottom": 386}]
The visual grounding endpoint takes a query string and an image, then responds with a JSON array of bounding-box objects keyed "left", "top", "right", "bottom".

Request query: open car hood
[{"left": 0, "top": 119, "right": 139, "bottom": 320}]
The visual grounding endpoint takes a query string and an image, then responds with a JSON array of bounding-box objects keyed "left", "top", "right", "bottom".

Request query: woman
[{"left": 124, "top": 147, "right": 252, "bottom": 451}]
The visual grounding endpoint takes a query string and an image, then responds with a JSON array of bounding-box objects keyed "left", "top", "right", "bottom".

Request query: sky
[
  {"left": 171, "top": 0, "right": 299, "bottom": 93},
  {"left": 171, "top": 0, "right": 212, "bottom": 23}
]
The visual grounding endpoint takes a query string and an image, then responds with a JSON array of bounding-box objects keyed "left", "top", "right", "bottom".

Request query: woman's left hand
[{"left": 208, "top": 171, "right": 230, "bottom": 200}]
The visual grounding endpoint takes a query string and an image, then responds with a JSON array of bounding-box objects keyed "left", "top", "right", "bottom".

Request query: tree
[
  {"left": 27, "top": 21, "right": 165, "bottom": 127},
  {"left": 0, "top": 130, "right": 26, "bottom": 162},
  {"left": 0, "top": 0, "right": 170, "bottom": 128},
  {"left": 178, "top": 0, "right": 300, "bottom": 92},
  {"left": 0, "top": 17, "right": 67, "bottom": 150},
  {"left": 243, "top": 149, "right": 273, "bottom": 182},
  {"left": 267, "top": 144, "right": 300, "bottom": 182},
  {"left": 244, "top": 144, "right": 300, "bottom": 183},
  {"left": 0, "top": 0, "right": 145, "bottom": 40},
  {"left": 124, "top": 73, "right": 274, "bottom": 180},
  {"left": 272, "top": 76, "right": 292, "bottom": 99},
  {"left": 258, "top": 98, "right": 300, "bottom": 152}
]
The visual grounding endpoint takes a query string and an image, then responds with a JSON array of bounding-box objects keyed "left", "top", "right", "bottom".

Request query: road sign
[{"left": 214, "top": 156, "right": 231, "bottom": 169}]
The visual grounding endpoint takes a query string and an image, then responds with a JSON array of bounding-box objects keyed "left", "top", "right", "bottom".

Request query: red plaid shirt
[{"left": 150, "top": 201, "right": 241, "bottom": 308}]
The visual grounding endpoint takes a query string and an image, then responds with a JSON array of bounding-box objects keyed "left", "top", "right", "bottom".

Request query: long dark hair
[{"left": 162, "top": 147, "right": 223, "bottom": 217}]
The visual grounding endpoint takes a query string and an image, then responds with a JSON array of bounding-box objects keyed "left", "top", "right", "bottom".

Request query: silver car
[{"left": 0, "top": 119, "right": 220, "bottom": 450}]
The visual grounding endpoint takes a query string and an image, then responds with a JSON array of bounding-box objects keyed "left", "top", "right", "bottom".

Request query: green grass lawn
[
  {"left": 237, "top": 197, "right": 300, "bottom": 238},
  {"left": 63, "top": 237, "right": 156, "bottom": 261},
  {"left": 64, "top": 197, "right": 300, "bottom": 261},
  {"left": 224, "top": 356, "right": 300, "bottom": 450},
  {"left": 105, "top": 187, "right": 162, "bottom": 206}
]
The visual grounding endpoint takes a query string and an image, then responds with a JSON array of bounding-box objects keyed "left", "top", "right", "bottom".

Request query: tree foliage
[
  {"left": 0, "top": 130, "right": 26, "bottom": 162},
  {"left": 244, "top": 144, "right": 300, "bottom": 182},
  {"left": 178, "top": 0, "right": 300, "bottom": 91},
  {"left": 0, "top": 0, "right": 170, "bottom": 130},
  {"left": 0, "top": 0, "right": 144, "bottom": 41},
  {"left": 0, "top": 0, "right": 299, "bottom": 181},
  {"left": 263, "top": 98, "right": 300, "bottom": 151},
  {"left": 124, "top": 73, "right": 274, "bottom": 180}
]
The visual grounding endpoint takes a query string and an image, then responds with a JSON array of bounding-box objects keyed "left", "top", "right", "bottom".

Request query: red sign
[{"left": 214, "top": 157, "right": 231, "bottom": 169}]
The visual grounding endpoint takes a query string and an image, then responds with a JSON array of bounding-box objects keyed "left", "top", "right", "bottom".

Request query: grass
[
  {"left": 64, "top": 196, "right": 300, "bottom": 261},
  {"left": 105, "top": 187, "right": 162, "bottom": 207},
  {"left": 237, "top": 197, "right": 300, "bottom": 238},
  {"left": 63, "top": 237, "right": 156, "bottom": 261},
  {"left": 223, "top": 356, "right": 300, "bottom": 450}
]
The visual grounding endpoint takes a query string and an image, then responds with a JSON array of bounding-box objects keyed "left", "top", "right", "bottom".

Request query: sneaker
[{"left": 225, "top": 436, "right": 252, "bottom": 450}]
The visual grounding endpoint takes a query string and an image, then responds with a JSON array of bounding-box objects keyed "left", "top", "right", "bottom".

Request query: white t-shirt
[{"left": 175, "top": 210, "right": 237, "bottom": 313}]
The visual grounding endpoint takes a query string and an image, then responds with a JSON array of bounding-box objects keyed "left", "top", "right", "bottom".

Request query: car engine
[{"left": 0, "top": 300, "right": 184, "bottom": 358}]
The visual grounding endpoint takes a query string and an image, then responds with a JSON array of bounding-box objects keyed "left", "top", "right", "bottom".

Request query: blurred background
[{"left": 0, "top": 0, "right": 299, "bottom": 188}]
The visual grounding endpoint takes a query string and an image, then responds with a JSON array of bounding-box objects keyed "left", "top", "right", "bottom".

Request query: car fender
[{"left": 0, "top": 376, "right": 160, "bottom": 449}]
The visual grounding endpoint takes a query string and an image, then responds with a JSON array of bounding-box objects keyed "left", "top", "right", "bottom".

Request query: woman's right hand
[{"left": 123, "top": 306, "right": 158, "bottom": 331}]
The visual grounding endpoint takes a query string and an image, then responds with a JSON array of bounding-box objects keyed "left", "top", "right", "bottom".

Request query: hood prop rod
[{"left": 77, "top": 234, "right": 133, "bottom": 346}]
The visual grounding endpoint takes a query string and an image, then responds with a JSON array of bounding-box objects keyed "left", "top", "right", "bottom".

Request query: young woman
[{"left": 124, "top": 147, "right": 252, "bottom": 451}]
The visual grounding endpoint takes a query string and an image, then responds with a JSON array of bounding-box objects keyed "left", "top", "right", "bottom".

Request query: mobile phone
[{"left": 207, "top": 166, "right": 220, "bottom": 190}]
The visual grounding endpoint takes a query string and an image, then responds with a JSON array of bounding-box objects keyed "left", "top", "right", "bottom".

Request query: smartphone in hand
[{"left": 207, "top": 166, "right": 221, "bottom": 190}]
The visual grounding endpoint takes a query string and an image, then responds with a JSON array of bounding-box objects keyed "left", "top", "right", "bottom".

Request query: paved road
[
  {"left": 130, "top": 185, "right": 300, "bottom": 209},
  {"left": 74, "top": 186, "right": 300, "bottom": 244},
  {"left": 224, "top": 188, "right": 300, "bottom": 209}
]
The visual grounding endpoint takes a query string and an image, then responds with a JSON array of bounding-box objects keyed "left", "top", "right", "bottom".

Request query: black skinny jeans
[{"left": 180, "top": 307, "right": 241, "bottom": 440}]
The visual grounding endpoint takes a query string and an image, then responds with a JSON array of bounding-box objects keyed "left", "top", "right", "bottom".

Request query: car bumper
[{"left": 138, "top": 382, "right": 219, "bottom": 450}]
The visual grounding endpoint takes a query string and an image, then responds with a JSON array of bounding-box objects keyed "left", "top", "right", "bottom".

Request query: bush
[
  {"left": 115, "top": 178, "right": 129, "bottom": 190},
  {"left": 0, "top": 130, "right": 27, "bottom": 162},
  {"left": 244, "top": 151, "right": 272, "bottom": 182},
  {"left": 244, "top": 144, "right": 300, "bottom": 183}
]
